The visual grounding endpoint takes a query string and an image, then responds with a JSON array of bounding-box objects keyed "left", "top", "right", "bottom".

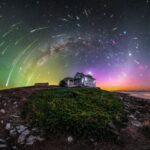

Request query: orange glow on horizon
[
  {"left": 0, "top": 81, "right": 150, "bottom": 91},
  {"left": 96, "top": 82, "right": 150, "bottom": 91}
]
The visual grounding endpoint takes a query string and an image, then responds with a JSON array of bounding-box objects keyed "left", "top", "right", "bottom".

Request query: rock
[
  {"left": 0, "top": 144, "right": 7, "bottom": 148},
  {"left": 0, "top": 139, "right": 6, "bottom": 143},
  {"left": 17, "top": 134, "right": 26, "bottom": 144},
  {"left": 26, "top": 135, "right": 36, "bottom": 145},
  {"left": 36, "top": 136, "right": 44, "bottom": 142},
  {"left": 13, "top": 102, "right": 17, "bottom": 105},
  {"left": 10, "top": 129, "right": 17, "bottom": 136},
  {"left": 32, "top": 128, "right": 39, "bottom": 133},
  {"left": 12, "top": 146, "right": 18, "bottom": 149},
  {"left": 67, "top": 136, "right": 73, "bottom": 143},
  {"left": 11, "top": 115, "right": 20, "bottom": 118},
  {"left": 90, "top": 138, "right": 95, "bottom": 142},
  {"left": 108, "top": 122, "right": 116, "bottom": 129},
  {"left": 0, "top": 109, "right": 5, "bottom": 114},
  {"left": 22, "top": 129, "right": 30, "bottom": 136},
  {"left": 129, "top": 115, "right": 136, "bottom": 120},
  {"left": 25, "top": 135, "right": 44, "bottom": 145},
  {"left": 119, "top": 96, "right": 123, "bottom": 100},
  {"left": 17, "top": 128, "right": 30, "bottom": 144},
  {"left": 131, "top": 120, "right": 142, "bottom": 127},
  {"left": 16, "top": 125, "right": 27, "bottom": 133},
  {"left": 5, "top": 123, "right": 11, "bottom": 130},
  {"left": 135, "top": 111, "right": 140, "bottom": 115},
  {"left": 6, "top": 137, "right": 11, "bottom": 140}
]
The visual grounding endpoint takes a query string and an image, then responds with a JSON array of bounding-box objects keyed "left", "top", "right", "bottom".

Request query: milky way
[{"left": 0, "top": 0, "right": 150, "bottom": 90}]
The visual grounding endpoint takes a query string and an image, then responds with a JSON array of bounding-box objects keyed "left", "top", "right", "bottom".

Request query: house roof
[
  {"left": 75, "top": 72, "right": 95, "bottom": 80},
  {"left": 86, "top": 75, "right": 95, "bottom": 80},
  {"left": 74, "top": 72, "right": 85, "bottom": 78},
  {"left": 60, "top": 72, "right": 96, "bottom": 83},
  {"left": 63, "top": 77, "right": 74, "bottom": 81}
]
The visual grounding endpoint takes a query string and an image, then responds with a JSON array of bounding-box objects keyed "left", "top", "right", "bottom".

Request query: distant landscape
[{"left": 118, "top": 91, "right": 150, "bottom": 100}]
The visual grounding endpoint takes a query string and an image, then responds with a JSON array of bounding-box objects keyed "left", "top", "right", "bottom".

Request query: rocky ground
[{"left": 0, "top": 87, "right": 150, "bottom": 150}]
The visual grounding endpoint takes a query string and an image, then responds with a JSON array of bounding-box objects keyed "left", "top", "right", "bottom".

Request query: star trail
[{"left": 0, "top": 0, "right": 150, "bottom": 90}]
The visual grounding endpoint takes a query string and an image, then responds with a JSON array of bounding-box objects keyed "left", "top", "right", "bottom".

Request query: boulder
[
  {"left": 67, "top": 136, "right": 74, "bottom": 143},
  {"left": 0, "top": 109, "right": 5, "bottom": 114},
  {"left": 5, "top": 123, "right": 11, "bottom": 130}
]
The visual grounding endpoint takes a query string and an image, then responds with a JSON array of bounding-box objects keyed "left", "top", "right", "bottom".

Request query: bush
[{"left": 23, "top": 88, "right": 127, "bottom": 139}]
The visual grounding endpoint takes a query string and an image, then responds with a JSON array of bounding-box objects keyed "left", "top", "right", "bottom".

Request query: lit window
[
  {"left": 81, "top": 78, "right": 84, "bottom": 83},
  {"left": 84, "top": 77, "right": 88, "bottom": 81}
]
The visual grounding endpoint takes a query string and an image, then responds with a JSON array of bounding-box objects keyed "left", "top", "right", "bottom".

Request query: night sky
[{"left": 0, "top": 0, "right": 150, "bottom": 90}]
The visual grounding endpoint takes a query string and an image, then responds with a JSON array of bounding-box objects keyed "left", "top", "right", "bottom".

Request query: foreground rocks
[
  {"left": 116, "top": 93, "right": 150, "bottom": 150},
  {"left": 0, "top": 87, "right": 48, "bottom": 149},
  {"left": 0, "top": 87, "right": 150, "bottom": 150}
]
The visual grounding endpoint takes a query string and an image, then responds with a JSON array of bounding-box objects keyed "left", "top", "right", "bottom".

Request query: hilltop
[{"left": 0, "top": 86, "right": 150, "bottom": 150}]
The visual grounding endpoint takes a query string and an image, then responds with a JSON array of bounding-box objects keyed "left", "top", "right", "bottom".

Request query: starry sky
[{"left": 0, "top": 0, "right": 150, "bottom": 90}]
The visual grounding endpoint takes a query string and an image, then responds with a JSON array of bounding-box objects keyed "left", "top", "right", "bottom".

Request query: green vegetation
[{"left": 23, "top": 88, "right": 127, "bottom": 139}]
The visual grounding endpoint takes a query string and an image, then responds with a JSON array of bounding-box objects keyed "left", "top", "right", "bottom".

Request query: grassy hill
[{"left": 23, "top": 87, "right": 127, "bottom": 139}]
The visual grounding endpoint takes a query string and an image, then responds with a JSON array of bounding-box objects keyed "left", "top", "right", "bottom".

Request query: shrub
[{"left": 23, "top": 88, "right": 127, "bottom": 139}]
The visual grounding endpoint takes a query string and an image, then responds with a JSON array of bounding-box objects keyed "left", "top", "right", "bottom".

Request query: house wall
[
  {"left": 84, "top": 82, "right": 96, "bottom": 87},
  {"left": 62, "top": 75, "right": 96, "bottom": 87},
  {"left": 67, "top": 80, "right": 76, "bottom": 87},
  {"left": 82, "top": 77, "right": 96, "bottom": 87}
]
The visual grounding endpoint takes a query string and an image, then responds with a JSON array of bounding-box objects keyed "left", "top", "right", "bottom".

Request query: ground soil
[{"left": 0, "top": 86, "right": 150, "bottom": 150}]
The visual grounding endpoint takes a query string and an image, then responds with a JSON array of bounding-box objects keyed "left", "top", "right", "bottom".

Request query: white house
[{"left": 59, "top": 72, "right": 96, "bottom": 87}]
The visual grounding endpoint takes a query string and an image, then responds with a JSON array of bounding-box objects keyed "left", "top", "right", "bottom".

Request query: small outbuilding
[{"left": 34, "top": 83, "right": 49, "bottom": 87}]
